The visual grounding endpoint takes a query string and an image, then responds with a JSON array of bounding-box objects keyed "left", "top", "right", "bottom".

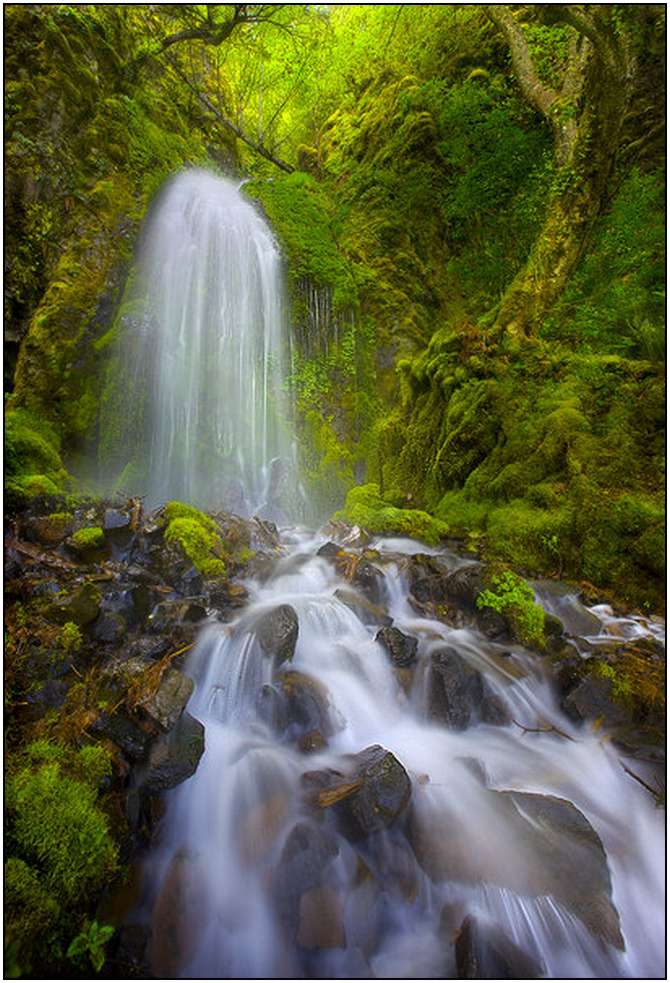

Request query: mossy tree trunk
[{"left": 486, "top": 5, "right": 653, "bottom": 344}]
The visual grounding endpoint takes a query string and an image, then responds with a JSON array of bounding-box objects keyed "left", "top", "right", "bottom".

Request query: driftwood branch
[{"left": 512, "top": 717, "right": 576, "bottom": 742}]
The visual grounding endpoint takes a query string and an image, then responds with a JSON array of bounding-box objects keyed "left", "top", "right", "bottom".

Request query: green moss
[
  {"left": 6, "top": 757, "right": 118, "bottom": 904},
  {"left": 72, "top": 526, "right": 105, "bottom": 549},
  {"left": 56, "top": 621, "right": 83, "bottom": 654},
  {"left": 333, "top": 483, "right": 449, "bottom": 546},
  {"left": 164, "top": 500, "right": 219, "bottom": 536},
  {"left": 164, "top": 514, "right": 226, "bottom": 578},
  {"left": 5, "top": 858, "right": 61, "bottom": 977},
  {"left": 477, "top": 569, "right": 546, "bottom": 648},
  {"left": 435, "top": 489, "right": 489, "bottom": 532}
]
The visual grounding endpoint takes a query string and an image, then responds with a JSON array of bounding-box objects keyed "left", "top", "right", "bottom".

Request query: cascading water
[
  {"left": 135, "top": 531, "right": 664, "bottom": 979},
  {"left": 123, "top": 168, "right": 664, "bottom": 979},
  {"left": 114, "top": 168, "right": 294, "bottom": 516}
]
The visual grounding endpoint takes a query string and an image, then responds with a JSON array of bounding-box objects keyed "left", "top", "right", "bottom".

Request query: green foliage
[
  {"left": 4, "top": 858, "right": 61, "bottom": 977},
  {"left": 164, "top": 503, "right": 226, "bottom": 577},
  {"left": 333, "top": 483, "right": 449, "bottom": 546},
  {"left": 72, "top": 526, "right": 105, "bottom": 549},
  {"left": 67, "top": 920, "right": 114, "bottom": 974},
  {"left": 477, "top": 570, "right": 546, "bottom": 649},
  {"left": 4, "top": 408, "right": 68, "bottom": 498}
]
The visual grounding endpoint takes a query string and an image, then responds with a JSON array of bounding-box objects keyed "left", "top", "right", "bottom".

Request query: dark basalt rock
[
  {"left": 275, "top": 670, "right": 333, "bottom": 740},
  {"left": 147, "top": 599, "right": 207, "bottom": 634},
  {"left": 255, "top": 603, "right": 299, "bottom": 667},
  {"left": 46, "top": 581, "right": 102, "bottom": 627},
  {"left": 350, "top": 559, "right": 384, "bottom": 606},
  {"left": 104, "top": 508, "right": 132, "bottom": 532},
  {"left": 140, "top": 711, "right": 205, "bottom": 794},
  {"left": 317, "top": 541, "right": 342, "bottom": 559},
  {"left": 144, "top": 669, "right": 195, "bottom": 731},
  {"left": 454, "top": 914, "right": 544, "bottom": 979},
  {"left": 334, "top": 587, "right": 392, "bottom": 627},
  {"left": 312, "top": 745, "right": 412, "bottom": 841},
  {"left": 375, "top": 626, "right": 418, "bottom": 667},
  {"left": 427, "top": 647, "right": 509, "bottom": 730},
  {"left": 271, "top": 821, "right": 340, "bottom": 941},
  {"left": 442, "top": 563, "right": 485, "bottom": 611},
  {"left": 93, "top": 611, "right": 128, "bottom": 644},
  {"left": 92, "top": 712, "right": 151, "bottom": 762}
]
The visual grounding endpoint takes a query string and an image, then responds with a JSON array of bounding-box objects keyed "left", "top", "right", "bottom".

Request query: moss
[
  {"left": 333, "top": 483, "right": 450, "bottom": 546},
  {"left": 477, "top": 569, "right": 546, "bottom": 649},
  {"left": 164, "top": 511, "right": 226, "bottom": 578},
  {"left": 72, "top": 526, "right": 105, "bottom": 549},
  {"left": 6, "top": 756, "right": 118, "bottom": 904},
  {"left": 4, "top": 858, "right": 61, "bottom": 976}
]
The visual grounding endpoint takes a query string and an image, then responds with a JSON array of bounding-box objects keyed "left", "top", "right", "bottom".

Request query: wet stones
[
  {"left": 375, "top": 626, "right": 418, "bottom": 667},
  {"left": 144, "top": 669, "right": 194, "bottom": 731},
  {"left": 427, "top": 647, "right": 510, "bottom": 730},
  {"left": 46, "top": 581, "right": 102, "bottom": 627},
  {"left": 140, "top": 711, "right": 205, "bottom": 794},
  {"left": 334, "top": 588, "right": 392, "bottom": 627},
  {"left": 255, "top": 603, "right": 299, "bottom": 667},
  {"left": 91, "top": 712, "right": 151, "bottom": 762},
  {"left": 272, "top": 821, "right": 341, "bottom": 944},
  {"left": 454, "top": 914, "right": 544, "bottom": 979},
  {"left": 92, "top": 610, "right": 128, "bottom": 644},
  {"left": 150, "top": 848, "right": 206, "bottom": 977},
  {"left": 24, "top": 513, "right": 74, "bottom": 545},
  {"left": 307, "top": 745, "right": 412, "bottom": 840},
  {"left": 275, "top": 670, "right": 333, "bottom": 741}
]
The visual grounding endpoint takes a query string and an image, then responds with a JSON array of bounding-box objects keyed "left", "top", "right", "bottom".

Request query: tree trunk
[{"left": 486, "top": 6, "right": 638, "bottom": 344}]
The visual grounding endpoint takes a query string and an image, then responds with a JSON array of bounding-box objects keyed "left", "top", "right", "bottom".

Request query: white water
[
  {"left": 143, "top": 530, "right": 666, "bottom": 979},
  {"left": 122, "top": 169, "right": 293, "bottom": 515}
]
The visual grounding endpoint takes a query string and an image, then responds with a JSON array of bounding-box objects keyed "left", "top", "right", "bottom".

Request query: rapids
[{"left": 140, "top": 527, "right": 665, "bottom": 979}]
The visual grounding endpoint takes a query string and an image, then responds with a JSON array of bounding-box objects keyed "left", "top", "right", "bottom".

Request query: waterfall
[{"left": 114, "top": 168, "right": 293, "bottom": 517}]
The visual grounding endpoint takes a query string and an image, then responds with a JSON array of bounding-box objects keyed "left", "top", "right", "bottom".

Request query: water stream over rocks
[{"left": 133, "top": 527, "right": 665, "bottom": 979}]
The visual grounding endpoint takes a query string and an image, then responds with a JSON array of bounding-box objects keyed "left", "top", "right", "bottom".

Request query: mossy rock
[
  {"left": 163, "top": 501, "right": 226, "bottom": 578},
  {"left": 333, "top": 483, "right": 449, "bottom": 546}
]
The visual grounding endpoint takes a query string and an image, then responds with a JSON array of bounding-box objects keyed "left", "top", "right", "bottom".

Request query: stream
[{"left": 138, "top": 527, "right": 665, "bottom": 979}]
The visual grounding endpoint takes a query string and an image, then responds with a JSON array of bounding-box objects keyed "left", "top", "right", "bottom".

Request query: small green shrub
[
  {"left": 477, "top": 570, "right": 546, "bottom": 648},
  {"left": 67, "top": 919, "right": 114, "bottom": 973}
]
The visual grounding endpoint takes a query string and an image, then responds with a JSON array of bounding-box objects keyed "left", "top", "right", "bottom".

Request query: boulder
[
  {"left": 102, "top": 585, "right": 153, "bottom": 626},
  {"left": 375, "top": 626, "right": 418, "bottom": 667},
  {"left": 91, "top": 712, "right": 150, "bottom": 761},
  {"left": 561, "top": 674, "right": 631, "bottom": 730},
  {"left": 272, "top": 821, "right": 340, "bottom": 941},
  {"left": 442, "top": 563, "right": 485, "bottom": 611},
  {"left": 454, "top": 915, "right": 544, "bottom": 979},
  {"left": 255, "top": 604, "right": 299, "bottom": 667},
  {"left": 144, "top": 669, "right": 194, "bottom": 731},
  {"left": 255, "top": 683, "right": 288, "bottom": 733},
  {"left": 104, "top": 508, "right": 132, "bottom": 533},
  {"left": 46, "top": 581, "right": 102, "bottom": 627},
  {"left": 24, "top": 514, "right": 74, "bottom": 545},
  {"left": 297, "top": 730, "right": 328, "bottom": 754},
  {"left": 150, "top": 849, "right": 206, "bottom": 977},
  {"left": 427, "top": 647, "right": 509, "bottom": 730},
  {"left": 317, "top": 541, "right": 342, "bottom": 559},
  {"left": 310, "top": 745, "right": 412, "bottom": 841},
  {"left": 140, "top": 711, "right": 205, "bottom": 794},
  {"left": 297, "top": 886, "right": 346, "bottom": 949},
  {"left": 334, "top": 587, "right": 392, "bottom": 627},
  {"left": 148, "top": 599, "right": 207, "bottom": 635},
  {"left": 275, "top": 670, "right": 333, "bottom": 740},
  {"left": 93, "top": 611, "right": 127, "bottom": 644}
]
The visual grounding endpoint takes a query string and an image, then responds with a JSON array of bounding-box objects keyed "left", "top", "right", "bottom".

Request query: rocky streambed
[{"left": 4, "top": 497, "right": 666, "bottom": 978}]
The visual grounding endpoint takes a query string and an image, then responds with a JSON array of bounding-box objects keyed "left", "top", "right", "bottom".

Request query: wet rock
[
  {"left": 147, "top": 599, "right": 207, "bottom": 634},
  {"left": 561, "top": 674, "right": 631, "bottom": 729},
  {"left": 498, "top": 791, "right": 624, "bottom": 949},
  {"left": 375, "top": 626, "right": 418, "bottom": 667},
  {"left": 443, "top": 563, "right": 485, "bottom": 611},
  {"left": 407, "top": 554, "right": 452, "bottom": 605},
  {"left": 334, "top": 587, "right": 392, "bottom": 627},
  {"left": 251, "top": 516, "right": 281, "bottom": 550},
  {"left": 255, "top": 604, "right": 299, "bottom": 667},
  {"left": 313, "top": 745, "right": 412, "bottom": 841},
  {"left": 91, "top": 713, "right": 150, "bottom": 762},
  {"left": 144, "top": 669, "right": 194, "bottom": 731},
  {"left": 104, "top": 508, "right": 132, "bottom": 533},
  {"left": 321, "top": 520, "right": 371, "bottom": 549},
  {"left": 93, "top": 611, "right": 128, "bottom": 644},
  {"left": 275, "top": 670, "right": 333, "bottom": 740},
  {"left": 272, "top": 821, "right": 340, "bottom": 941},
  {"left": 475, "top": 606, "right": 509, "bottom": 641},
  {"left": 255, "top": 683, "right": 288, "bottom": 733},
  {"left": 207, "top": 579, "right": 248, "bottom": 613},
  {"left": 480, "top": 693, "right": 511, "bottom": 726},
  {"left": 317, "top": 541, "right": 342, "bottom": 559},
  {"left": 141, "top": 711, "right": 205, "bottom": 794},
  {"left": 297, "top": 886, "right": 346, "bottom": 949},
  {"left": 297, "top": 730, "right": 328, "bottom": 753},
  {"left": 46, "top": 581, "right": 102, "bottom": 627},
  {"left": 454, "top": 914, "right": 544, "bottom": 979},
  {"left": 150, "top": 849, "right": 206, "bottom": 977},
  {"left": 24, "top": 514, "right": 74, "bottom": 545},
  {"left": 239, "top": 793, "right": 289, "bottom": 864},
  {"left": 427, "top": 647, "right": 508, "bottom": 731},
  {"left": 349, "top": 559, "right": 384, "bottom": 606}
]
